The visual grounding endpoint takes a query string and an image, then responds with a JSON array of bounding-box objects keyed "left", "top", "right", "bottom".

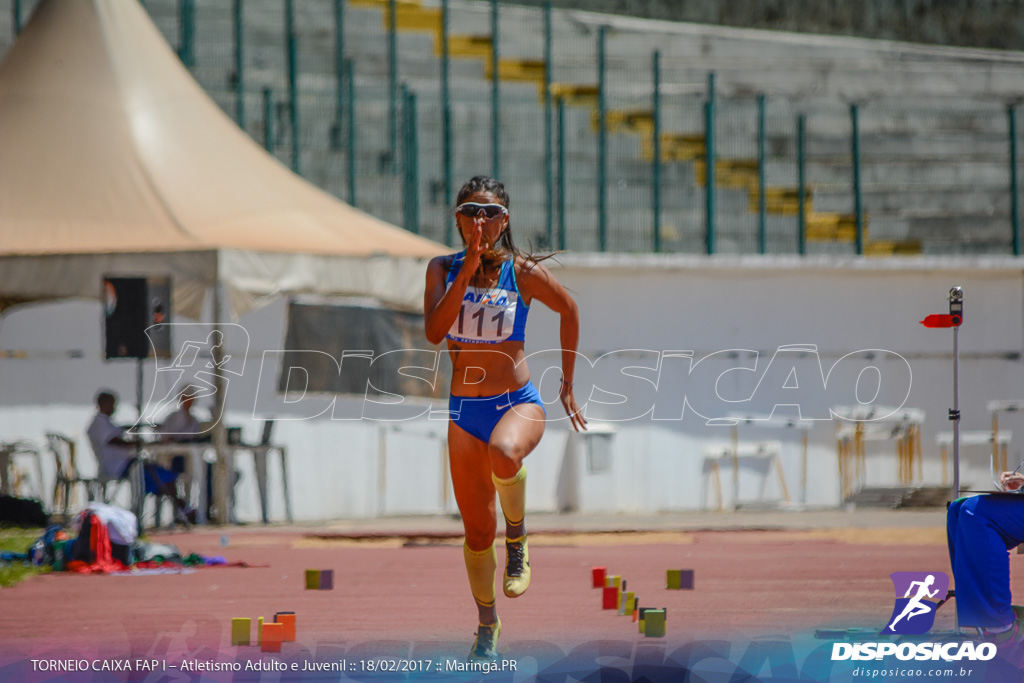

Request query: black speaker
[
  {"left": 146, "top": 276, "right": 172, "bottom": 359},
  {"left": 103, "top": 277, "right": 149, "bottom": 360}
]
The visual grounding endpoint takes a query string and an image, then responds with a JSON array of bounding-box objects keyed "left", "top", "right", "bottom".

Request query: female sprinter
[{"left": 424, "top": 176, "right": 587, "bottom": 660}]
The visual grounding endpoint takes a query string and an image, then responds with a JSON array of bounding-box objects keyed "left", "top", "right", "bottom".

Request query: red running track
[{"left": 0, "top": 527, "right": 1013, "bottom": 681}]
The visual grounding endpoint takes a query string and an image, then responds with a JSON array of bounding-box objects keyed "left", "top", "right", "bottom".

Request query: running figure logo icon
[{"left": 880, "top": 571, "right": 950, "bottom": 635}]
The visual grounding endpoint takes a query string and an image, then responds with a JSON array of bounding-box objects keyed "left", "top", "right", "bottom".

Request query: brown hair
[{"left": 455, "top": 175, "right": 557, "bottom": 268}]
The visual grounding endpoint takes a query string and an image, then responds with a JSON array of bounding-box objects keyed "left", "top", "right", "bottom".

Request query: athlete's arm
[
  {"left": 424, "top": 228, "right": 486, "bottom": 344},
  {"left": 519, "top": 260, "right": 587, "bottom": 432}
]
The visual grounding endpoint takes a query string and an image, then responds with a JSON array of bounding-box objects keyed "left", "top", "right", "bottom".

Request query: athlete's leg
[
  {"left": 489, "top": 403, "right": 545, "bottom": 533},
  {"left": 489, "top": 404, "right": 545, "bottom": 598},
  {"left": 449, "top": 421, "right": 499, "bottom": 627}
]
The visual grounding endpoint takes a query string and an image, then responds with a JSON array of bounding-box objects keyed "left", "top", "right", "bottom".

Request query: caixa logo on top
[{"left": 831, "top": 571, "right": 998, "bottom": 662}]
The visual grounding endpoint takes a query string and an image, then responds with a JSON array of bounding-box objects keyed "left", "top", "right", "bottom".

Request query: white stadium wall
[{"left": 1, "top": 256, "right": 1022, "bottom": 520}]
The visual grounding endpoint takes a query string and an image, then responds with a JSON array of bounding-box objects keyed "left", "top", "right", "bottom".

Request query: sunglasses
[{"left": 456, "top": 202, "right": 508, "bottom": 219}]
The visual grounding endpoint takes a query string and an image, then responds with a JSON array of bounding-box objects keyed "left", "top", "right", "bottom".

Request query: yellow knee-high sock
[
  {"left": 463, "top": 542, "right": 497, "bottom": 609},
  {"left": 492, "top": 466, "right": 527, "bottom": 529}
]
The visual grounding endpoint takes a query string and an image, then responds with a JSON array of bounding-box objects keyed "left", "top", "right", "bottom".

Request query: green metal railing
[
  {"left": 388, "top": 0, "right": 398, "bottom": 172},
  {"left": 263, "top": 87, "right": 274, "bottom": 152},
  {"left": 234, "top": 0, "right": 245, "bottom": 129},
  {"left": 346, "top": 58, "right": 357, "bottom": 207},
  {"left": 851, "top": 103, "right": 863, "bottom": 256},
  {"left": 331, "top": 0, "right": 345, "bottom": 149},
  {"left": 285, "top": 0, "right": 300, "bottom": 174},
  {"left": 756, "top": 94, "right": 766, "bottom": 255},
  {"left": 557, "top": 98, "right": 566, "bottom": 251},
  {"left": 179, "top": 0, "right": 195, "bottom": 69},
  {"left": 597, "top": 26, "right": 608, "bottom": 253},
  {"left": 490, "top": 0, "right": 500, "bottom": 179},
  {"left": 441, "top": 0, "right": 453, "bottom": 244},
  {"left": 796, "top": 113, "right": 806, "bottom": 256},
  {"left": 651, "top": 50, "right": 662, "bottom": 253},
  {"left": 3, "top": 0, "right": 1023, "bottom": 257},
  {"left": 1010, "top": 104, "right": 1020, "bottom": 256},
  {"left": 704, "top": 73, "right": 716, "bottom": 255},
  {"left": 543, "top": 1, "right": 554, "bottom": 249},
  {"left": 402, "top": 83, "right": 419, "bottom": 234}
]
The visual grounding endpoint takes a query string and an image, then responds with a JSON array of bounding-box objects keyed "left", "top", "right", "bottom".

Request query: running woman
[{"left": 424, "top": 176, "right": 587, "bottom": 660}]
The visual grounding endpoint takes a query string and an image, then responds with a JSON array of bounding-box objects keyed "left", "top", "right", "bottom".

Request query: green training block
[
  {"left": 305, "top": 569, "right": 320, "bottom": 590},
  {"left": 257, "top": 616, "right": 264, "bottom": 645},
  {"left": 644, "top": 609, "right": 667, "bottom": 638},
  {"left": 231, "top": 618, "right": 251, "bottom": 646}
]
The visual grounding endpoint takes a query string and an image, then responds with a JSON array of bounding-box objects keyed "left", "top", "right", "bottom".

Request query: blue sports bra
[{"left": 445, "top": 252, "right": 530, "bottom": 344}]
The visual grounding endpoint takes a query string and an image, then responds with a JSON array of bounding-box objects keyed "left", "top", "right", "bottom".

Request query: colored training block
[
  {"left": 667, "top": 569, "right": 695, "bottom": 590},
  {"left": 261, "top": 623, "right": 283, "bottom": 653},
  {"left": 612, "top": 575, "right": 621, "bottom": 588},
  {"left": 257, "top": 617, "right": 264, "bottom": 645},
  {"left": 618, "top": 592, "right": 626, "bottom": 615},
  {"left": 231, "top": 618, "right": 251, "bottom": 646},
  {"left": 592, "top": 566, "right": 606, "bottom": 588},
  {"left": 644, "top": 609, "right": 667, "bottom": 638},
  {"left": 305, "top": 569, "right": 320, "bottom": 590},
  {"left": 625, "top": 592, "right": 636, "bottom": 612},
  {"left": 275, "top": 612, "right": 297, "bottom": 642},
  {"left": 319, "top": 569, "right": 334, "bottom": 590},
  {"left": 602, "top": 586, "right": 619, "bottom": 610}
]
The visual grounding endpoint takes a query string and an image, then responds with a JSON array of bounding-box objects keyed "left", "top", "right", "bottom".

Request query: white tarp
[{"left": 0, "top": 0, "right": 445, "bottom": 316}]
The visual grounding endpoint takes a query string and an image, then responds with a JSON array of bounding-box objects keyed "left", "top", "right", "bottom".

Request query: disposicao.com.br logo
[{"left": 830, "top": 571, "right": 997, "bottom": 663}]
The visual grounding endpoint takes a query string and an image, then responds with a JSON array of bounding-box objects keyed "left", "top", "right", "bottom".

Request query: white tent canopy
[{"left": 0, "top": 0, "right": 446, "bottom": 317}]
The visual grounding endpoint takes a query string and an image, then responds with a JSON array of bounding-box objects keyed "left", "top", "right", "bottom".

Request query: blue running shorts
[{"left": 449, "top": 381, "right": 546, "bottom": 443}]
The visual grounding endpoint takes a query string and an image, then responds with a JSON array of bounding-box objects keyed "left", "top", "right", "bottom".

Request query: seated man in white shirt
[
  {"left": 86, "top": 390, "right": 194, "bottom": 524},
  {"left": 155, "top": 389, "right": 202, "bottom": 443},
  {"left": 156, "top": 386, "right": 238, "bottom": 522}
]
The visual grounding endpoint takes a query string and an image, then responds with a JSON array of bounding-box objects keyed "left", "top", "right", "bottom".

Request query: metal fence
[{"left": 1, "top": 0, "right": 1022, "bottom": 256}]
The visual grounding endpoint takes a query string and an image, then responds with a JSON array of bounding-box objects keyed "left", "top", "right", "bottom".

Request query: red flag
[{"left": 920, "top": 314, "right": 962, "bottom": 328}]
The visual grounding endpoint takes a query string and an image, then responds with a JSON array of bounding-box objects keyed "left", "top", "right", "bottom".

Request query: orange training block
[
  {"left": 261, "top": 623, "right": 283, "bottom": 653},
  {"left": 275, "top": 612, "right": 296, "bottom": 642}
]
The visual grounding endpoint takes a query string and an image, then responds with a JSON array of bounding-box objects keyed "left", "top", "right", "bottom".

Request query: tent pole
[
  {"left": 135, "top": 358, "right": 146, "bottom": 535},
  {"left": 212, "top": 280, "right": 229, "bottom": 525}
]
